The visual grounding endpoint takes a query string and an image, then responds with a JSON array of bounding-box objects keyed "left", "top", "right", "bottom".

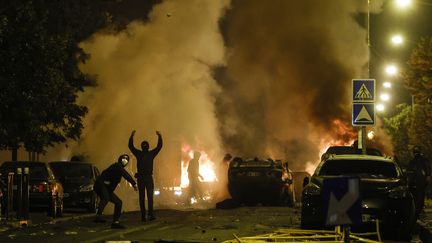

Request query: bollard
[
  {"left": 16, "top": 168, "right": 22, "bottom": 220},
  {"left": 22, "top": 167, "right": 29, "bottom": 222},
  {"left": 6, "top": 172, "right": 14, "bottom": 220}
]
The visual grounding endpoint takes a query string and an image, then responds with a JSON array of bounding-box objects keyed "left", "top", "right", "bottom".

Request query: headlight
[
  {"left": 154, "top": 190, "right": 160, "bottom": 196},
  {"left": 79, "top": 184, "right": 94, "bottom": 192},
  {"left": 388, "top": 186, "right": 409, "bottom": 199},
  {"left": 303, "top": 184, "right": 321, "bottom": 196}
]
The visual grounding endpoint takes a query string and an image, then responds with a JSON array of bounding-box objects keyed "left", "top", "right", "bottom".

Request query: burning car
[{"left": 228, "top": 157, "right": 295, "bottom": 206}]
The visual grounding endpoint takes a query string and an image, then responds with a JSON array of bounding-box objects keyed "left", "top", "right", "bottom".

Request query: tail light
[{"left": 33, "top": 182, "right": 51, "bottom": 193}]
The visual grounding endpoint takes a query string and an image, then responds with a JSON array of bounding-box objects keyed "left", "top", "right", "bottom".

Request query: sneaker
[
  {"left": 111, "top": 222, "right": 126, "bottom": 229},
  {"left": 93, "top": 217, "right": 106, "bottom": 223},
  {"left": 148, "top": 214, "right": 156, "bottom": 221}
]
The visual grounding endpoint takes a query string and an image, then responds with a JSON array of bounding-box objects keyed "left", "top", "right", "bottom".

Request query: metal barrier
[
  {"left": 2, "top": 168, "right": 30, "bottom": 224},
  {"left": 223, "top": 222, "right": 382, "bottom": 243}
]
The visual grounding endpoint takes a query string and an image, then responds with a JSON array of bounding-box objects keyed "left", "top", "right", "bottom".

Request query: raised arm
[
  {"left": 128, "top": 130, "right": 139, "bottom": 154},
  {"left": 152, "top": 131, "right": 163, "bottom": 155}
]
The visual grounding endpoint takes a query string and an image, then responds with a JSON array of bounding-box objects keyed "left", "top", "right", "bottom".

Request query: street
[{"left": 0, "top": 206, "right": 300, "bottom": 243}]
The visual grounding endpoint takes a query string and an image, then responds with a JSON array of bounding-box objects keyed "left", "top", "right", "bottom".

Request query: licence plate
[{"left": 247, "top": 172, "right": 261, "bottom": 176}]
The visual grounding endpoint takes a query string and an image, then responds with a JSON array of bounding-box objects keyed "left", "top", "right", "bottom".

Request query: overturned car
[{"left": 228, "top": 157, "right": 294, "bottom": 206}]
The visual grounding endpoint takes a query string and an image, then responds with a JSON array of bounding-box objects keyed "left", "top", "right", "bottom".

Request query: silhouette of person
[
  {"left": 93, "top": 154, "right": 137, "bottom": 229},
  {"left": 187, "top": 151, "right": 204, "bottom": 204},
  {"left": 129, "top": 130, "right": 163, "bottom": 221},
  {"left": 408, "top": 146, "right": 431, "bottom": 218}
]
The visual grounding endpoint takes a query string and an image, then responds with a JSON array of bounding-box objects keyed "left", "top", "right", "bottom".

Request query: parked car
[
  {"left": 0, "top": 161, "right": 64, "bottom": 217},
  {"left": 49, "top": 161, "right": 100, "bottom": 213},
  {"left": 228, "top": 157, "right": 295, "bottom": 206},
  {"left": 301, "top": 153, "right": 415, "bottom": 241}
]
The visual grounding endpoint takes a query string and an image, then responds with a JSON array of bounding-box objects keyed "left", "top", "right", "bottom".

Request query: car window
[
  {"left": 50, "top": 163, "right": 93, "bottom": 179},
  {"left": 318, "top": 159, "right": 398, "bottom": 178}
]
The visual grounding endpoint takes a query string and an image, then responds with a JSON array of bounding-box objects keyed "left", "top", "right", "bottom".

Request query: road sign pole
[{"left": 361, "top": 126, "right": 366, "bottom": 155}]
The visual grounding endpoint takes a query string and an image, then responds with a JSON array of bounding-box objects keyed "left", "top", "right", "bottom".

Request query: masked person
[
  {"left": 93, "top": 154, "right": 137, "bottom": 229},
  {"left": 129, "top": 130, "right": 163, "bottom": 222},
  {"left": 408, "top": 146, "right": 431, "bottom": 218}
]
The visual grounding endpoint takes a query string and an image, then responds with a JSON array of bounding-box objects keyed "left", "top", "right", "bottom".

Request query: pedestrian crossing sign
[
  {"left": 352, "top": 103, "right": 375, "bottom": 126},
  {"left": 352, "top": 79, "right": 375, "bottom": 102}
]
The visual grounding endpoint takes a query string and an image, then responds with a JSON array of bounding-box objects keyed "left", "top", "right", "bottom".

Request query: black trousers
[
  {"left": 137, "top": 175, "right": 154, "bottom": 218},
  {"left": 94, "top": 180, "right": 122, "bottom": 222}
]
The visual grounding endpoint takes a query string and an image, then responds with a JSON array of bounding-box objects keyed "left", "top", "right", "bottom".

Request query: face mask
[{"left": 121, "top": 158, "right": 129, "bottom": 166}]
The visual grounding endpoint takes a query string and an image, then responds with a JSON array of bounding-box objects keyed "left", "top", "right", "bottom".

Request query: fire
[
  {"left": 303, "top": 119, "right": 358, "bottom": 175},
  {"left": 180, "top": 144, "right": 217, "bottom": 188}
]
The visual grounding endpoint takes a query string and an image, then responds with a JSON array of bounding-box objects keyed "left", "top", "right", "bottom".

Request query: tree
[
  {"left": 383, "top": 104, "right": 412, "bottom": 166},
  {"left": 0, "top": 0, "right": 112, "bottom": 159},
  {"left": 403, "top": 36, "right": 432, "bottom": 161}
]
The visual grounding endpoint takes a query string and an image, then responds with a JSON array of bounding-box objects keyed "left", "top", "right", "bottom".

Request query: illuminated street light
[
  {"left": 383, "top": 82, "right": 392, "bottom": 88},
  {"left": 395, "top": 0, "right": 412, "bottom": 8},
  {"left": 376, "top": 104, "right": 385, "bottom": 112},
  {"left": 385, "top": 64, "right": 398, "bottom": 76},
  {"left": 380, "top": 93, "right": 390, "bottom": 101},
  {"left": 367, "top": 131, "right": 375, "bottom": 140},
  {"left": 391, "top": 35, "right": 404, "bottom": 45}
]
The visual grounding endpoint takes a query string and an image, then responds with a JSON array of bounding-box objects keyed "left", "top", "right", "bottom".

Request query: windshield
[
  {"left": 50, "top": 163, "right": 93, "bottom": 179},
  {"left": 318, "top": 159, "right": 398, "bottom": 178}
]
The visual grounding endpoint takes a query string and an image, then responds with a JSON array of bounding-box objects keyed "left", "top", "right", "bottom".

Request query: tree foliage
[
  {"left": 403, "top": 36, "right": 432, "bottom": 161},
  {"left": 0, "top": 0, "right": 112, "bottom": 154},
  {"left": 383, "top": 104, "right": 412, "bottom": 166}
]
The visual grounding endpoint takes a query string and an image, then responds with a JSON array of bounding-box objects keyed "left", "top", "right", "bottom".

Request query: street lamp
[
  {"left": 383, "top": 81, "right": 392, "bottom": 88},
  {"left": 385, "top": 64, "right": 398, "bottom": 76},
  {"left": 376, "top": 103, "right": 385, "bottom": 112},
  {"left": 380, "top": 93, "right": 390, "bottom": 101},
  {"left": 395, "top": 0, "right": 412, "bottom": 8},
  {"left": 391, "top": 34, "right": 404, "bottom": 45}
]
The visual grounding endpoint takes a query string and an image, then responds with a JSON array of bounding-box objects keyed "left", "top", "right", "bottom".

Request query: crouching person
[{"left": 94, "top": 154, "right": 137, "bottom": 229}]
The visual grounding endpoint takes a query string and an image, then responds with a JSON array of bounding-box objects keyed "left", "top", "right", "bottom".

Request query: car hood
[
  {"left": 60, "top": 177, "right": 93, "bottom": 190},
  {"left": 311, "top": 175, "right": 403, "bottom": 195}
]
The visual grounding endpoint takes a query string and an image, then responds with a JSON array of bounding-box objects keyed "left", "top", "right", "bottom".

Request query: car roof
[
  {"left": 324, "top": 146, "right": 382, "bottom": 156},
  {"left": 322, "top": 154, "right": 394, "bottom": 163},
  {"left": 49, "top": 161, "right": 93, "bottom": 165},
  {"left": 1, "top": 161, "right": 47, "bottom": 166}
]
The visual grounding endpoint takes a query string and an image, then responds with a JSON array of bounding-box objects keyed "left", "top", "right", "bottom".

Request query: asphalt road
[
  {"left": 0, "top": 206, "right": 300, "bottom": 243},
  {"left": 1, "top": 205, "right": 430, "bottom": 243}
]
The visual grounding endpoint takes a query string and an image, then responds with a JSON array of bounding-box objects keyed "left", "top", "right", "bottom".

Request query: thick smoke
[
  {"left": 215, "top": 0, "right": 390, "bottom": 172},
  {"left": 70, "top": 0, "right": 231, "bottom": 210},
  {"left": 1, "top": 0, "right": 393, "bottom": 209}
]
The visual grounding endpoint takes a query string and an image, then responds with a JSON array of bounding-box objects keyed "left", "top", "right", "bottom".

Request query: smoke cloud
[
  {"left": 215, "top": 0, "right": 386, "bottom": 172},
  {"left": 14, "top": 0, "right": 392, "bottom": 210}
]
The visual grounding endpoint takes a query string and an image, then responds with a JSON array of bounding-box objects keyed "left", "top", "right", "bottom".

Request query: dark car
[
  {"left": 49, "top": 161, "right": 100, "bottom": 213},
  {"left": 0, "top": 161, "right": 64, "bottom": 217},
  {"left": 301, "top": 153, "right": 415, "bottom": 240},
  {"left": 228, "top": 157, "right": 295, "bottom": 206}
]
